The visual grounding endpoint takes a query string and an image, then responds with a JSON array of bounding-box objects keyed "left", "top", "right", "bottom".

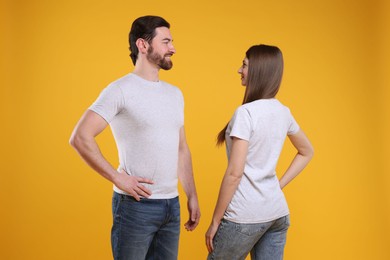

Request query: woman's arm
[
  {"left": 205, "top": 137, "right": 248, "bottom": 253},
  {"left": 279, "top": 129, "right": 314, "bottom": 189}
]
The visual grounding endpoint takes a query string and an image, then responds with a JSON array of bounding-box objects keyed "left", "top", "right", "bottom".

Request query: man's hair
[{"left": 129, "top": 15, "right": 170, "bottom": 65}]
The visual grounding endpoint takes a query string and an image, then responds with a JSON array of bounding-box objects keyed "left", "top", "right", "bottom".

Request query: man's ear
[{"left": 136, "top": 38, "right": 148, "bottom": 54}]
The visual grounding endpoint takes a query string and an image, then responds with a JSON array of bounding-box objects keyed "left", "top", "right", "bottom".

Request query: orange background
[{"left": 1, "top": 0, "right": 389, "bottom": 259}]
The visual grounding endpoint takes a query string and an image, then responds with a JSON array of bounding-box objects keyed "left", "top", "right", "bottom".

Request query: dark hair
[
  {"left": 129, "top": 16, "right": 170, "bottom": 65},
  {"left": 217, "top": 44, "right": 284, "bottom": 145}
]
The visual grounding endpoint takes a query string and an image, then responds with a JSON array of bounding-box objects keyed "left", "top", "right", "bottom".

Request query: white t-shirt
[
  {"left": 89, "top": 73, "right": 184, "bottom": 199},
  {"left": 224, "top": 99, "right": 300, "bottom": 223}
]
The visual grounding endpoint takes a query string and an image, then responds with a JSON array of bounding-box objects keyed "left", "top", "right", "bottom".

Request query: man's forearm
[
  {"left": 70, "top": 133, "right": 118, "bottom": 183},
  {"left": 177, "top": 145, "right": 198, "bottom": 199}
]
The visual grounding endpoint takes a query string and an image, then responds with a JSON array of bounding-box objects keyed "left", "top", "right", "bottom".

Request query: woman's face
[{"left": 238, "top": 57, "right": 249, "bottom": 86}]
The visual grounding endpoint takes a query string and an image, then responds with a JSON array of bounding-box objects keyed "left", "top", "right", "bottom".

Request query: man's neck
[{"left": 133, "top": 61, "right": 160, "bottom": 82}]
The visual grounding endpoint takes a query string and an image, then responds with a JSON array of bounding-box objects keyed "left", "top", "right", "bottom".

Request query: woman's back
[{"left": 224, "top": 98, "right": 299, "bottom": 223}]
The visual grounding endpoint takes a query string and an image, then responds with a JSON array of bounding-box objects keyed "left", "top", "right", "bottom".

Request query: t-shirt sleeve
[
  {"left": 229, "top": 107, "right": 252, "bottom": 141},
  {"left": 89, "top": 84, "right": 124, "bottom": 123},
  {"left": 287, "top": 109, "right": 300, "bottom": 135}
]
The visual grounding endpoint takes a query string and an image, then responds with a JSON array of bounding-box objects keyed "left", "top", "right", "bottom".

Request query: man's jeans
[
  {"left": 111, "top": 192, "right": 180, "bottom": 260},
  {"left": 208, "top": 215, "right": 290, "bottom": 260}
]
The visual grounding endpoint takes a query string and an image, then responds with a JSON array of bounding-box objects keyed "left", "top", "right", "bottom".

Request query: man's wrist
[{"left": 187, "top": 192, "right": 198, "bottom": 201}]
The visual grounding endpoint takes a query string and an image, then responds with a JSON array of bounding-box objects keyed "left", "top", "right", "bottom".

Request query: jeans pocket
[
  {"left": 234, "top": 222, "right": 266, "bottom": 236},
  {"left": 284, "top": 215, "right": 290, "bottom": 227}
]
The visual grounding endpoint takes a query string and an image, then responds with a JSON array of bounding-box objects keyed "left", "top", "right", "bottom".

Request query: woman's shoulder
[
  {"left": 242, "top": 98, "right": 281, "bottom": 108},
  {"left": 240, "top": 99, "right": 294, "bottom": 116}
]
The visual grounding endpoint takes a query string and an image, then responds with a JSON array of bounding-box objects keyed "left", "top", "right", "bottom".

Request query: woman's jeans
[
  {"left": 208, "top": 215, "right": 290, "bottom": 260},
  {"left": 111, "top": 192, "right": 180, "bottom": 260}
]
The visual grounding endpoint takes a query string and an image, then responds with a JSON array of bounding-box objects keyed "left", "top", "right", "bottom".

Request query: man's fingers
[
  {"left": 118, "top": 175, "right": 153, "bottom": 200},
  {"left": 189, "top": 211, "right": 200, "bottom": 229},
  {"left": 137, "top": 184, "right": 152, "bottom": 197},
  {"left": 191, "top": 210, "right": 200, "bottom": 222},
  {"left": 130, "top": 190, "right": 141, "bottom": 201},
  {"left": 136, "top": 177, "right": 154, "bottom": 184},
  {"left": 184, "top": 219, "right": 199, "bottom": 231},
  {"left": 135, "top": 185, "right": 152, "bottom": 198}
]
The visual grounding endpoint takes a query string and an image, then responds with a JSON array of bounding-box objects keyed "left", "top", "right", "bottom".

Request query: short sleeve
[
  {"left": 89, "top": 83, "right": 124, "bottom": 123},
  {"left": 229, "top": 107, "right": 252, "bottom": 141},
  {"left": 287, "top": 109, "right": 300, "bottom": 135}
]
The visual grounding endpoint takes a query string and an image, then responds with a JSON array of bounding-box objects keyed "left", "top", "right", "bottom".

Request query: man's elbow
[{"left": 69, "top": 131, "right": 82, "bottom": 151}]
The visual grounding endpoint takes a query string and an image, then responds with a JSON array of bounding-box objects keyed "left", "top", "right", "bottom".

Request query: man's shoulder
[
  {"left": 108, "top": 73, "right": 133, "bottom": 86},
  {"left": 160, "top": 79, "right": 178, "bottom": 89},
  {"left": 103, "top": 73, "right": 141, "bottom": 95},
  {"left": 160, "top": 80, "right": 183, "bottom": 95}
]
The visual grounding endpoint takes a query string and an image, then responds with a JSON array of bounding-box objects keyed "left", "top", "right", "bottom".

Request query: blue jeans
[
  {"left": 208, "top": 215, "right": 290, "bottom": 260},
  {"left": 111, "top": 192, "right": 180, "bottom": 260}
]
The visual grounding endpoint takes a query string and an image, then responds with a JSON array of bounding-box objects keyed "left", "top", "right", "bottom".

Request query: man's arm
[
  {"left": 69, "top": 110, "right": 153, "bottom": 201},
  {"left": 177, "top": 126, "right": 200, "bottom": 231}
]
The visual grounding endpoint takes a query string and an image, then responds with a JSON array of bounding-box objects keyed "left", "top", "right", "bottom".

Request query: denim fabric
[
  {"left": 111, "top": 192, "right": 180, "bottom": 260},
  {"left": 208, "top": 215, "right": 290, "bottom": 260}
]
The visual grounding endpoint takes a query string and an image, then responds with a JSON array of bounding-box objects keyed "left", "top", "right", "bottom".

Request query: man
[{"left": 69, "top": 15, "right": 200, "bottom": 260}]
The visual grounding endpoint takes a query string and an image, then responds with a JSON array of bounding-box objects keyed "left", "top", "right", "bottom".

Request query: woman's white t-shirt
[{"left": 224, "top": 99, "right": 300, "bottom": 223}]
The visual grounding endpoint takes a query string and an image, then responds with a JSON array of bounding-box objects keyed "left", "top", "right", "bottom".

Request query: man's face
[{"left": 146, "top": 27, "right": 176, "bottom": 70}]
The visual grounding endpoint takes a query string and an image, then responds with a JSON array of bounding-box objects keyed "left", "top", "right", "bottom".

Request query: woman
[{"left": 205, "top": 44, "right": 314, "bottom": 260}]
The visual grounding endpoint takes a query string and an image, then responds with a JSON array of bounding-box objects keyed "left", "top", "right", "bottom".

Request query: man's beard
[{"left": 146, "top": 46, "right": 173, "bottom": 70}]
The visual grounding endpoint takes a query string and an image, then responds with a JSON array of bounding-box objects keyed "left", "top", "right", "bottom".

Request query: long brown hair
[{"left": 217, "top": 44, "right": 284, "bottom": 145}]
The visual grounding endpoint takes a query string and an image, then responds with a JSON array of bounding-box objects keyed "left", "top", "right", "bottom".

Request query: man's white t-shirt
[{"left": 89, "top": 73, "right": 184, "bottom": 199}]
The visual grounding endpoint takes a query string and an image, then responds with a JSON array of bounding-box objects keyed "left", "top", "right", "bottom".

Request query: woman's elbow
[
  {"left": 226, "top": 169, "right": 244, "bottom": 184},
  {"left": 305, "top": 145, "right": 314, "bottom": 159}
]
